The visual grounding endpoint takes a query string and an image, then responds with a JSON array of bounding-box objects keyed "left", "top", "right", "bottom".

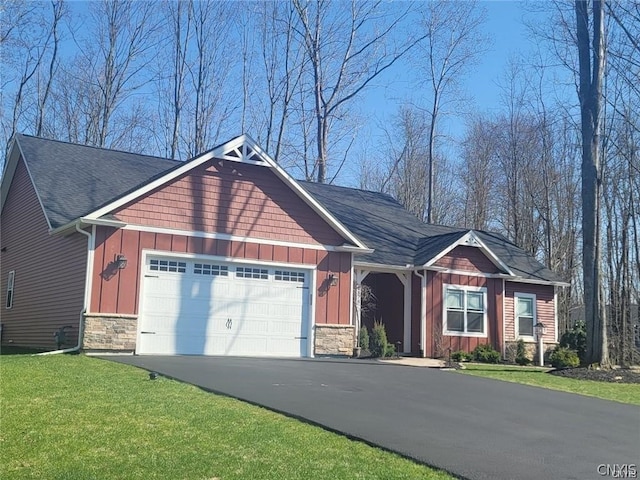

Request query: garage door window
[
  {"left": 150, "top": 259, "right": 186, "bottom": 273},
  {"left": 275, "top": 270, "right": 305, "bottom": 282},
  {"left": 194, "top": 263, "right": 229, "bottom": 276},
  {"left": 236, "top": 267, "right": 268, "bottom": 279}
]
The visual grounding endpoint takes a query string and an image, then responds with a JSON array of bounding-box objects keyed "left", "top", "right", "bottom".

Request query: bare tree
[
  {"left": 575, "top": 0, "right": 608, "bottom": 366},
  {"left": 416, "top": 0, "right": 487, "bottom": 223},
  {"left": 292, "top": 0, "right": 423, "bottom": 183}
]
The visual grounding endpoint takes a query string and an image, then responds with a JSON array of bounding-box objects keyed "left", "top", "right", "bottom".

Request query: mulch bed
[{"left": 549, "top": 366, "right": 640, "bottom": 384}]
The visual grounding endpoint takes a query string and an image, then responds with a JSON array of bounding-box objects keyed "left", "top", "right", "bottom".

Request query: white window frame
[
  {"left": 6, "top": 270, "right": 15, "bottom": 309},
  {"left": 442, "top": 284, "right": 487, "bottom": 337},
  {"left": 515, "top": 292, "right": 537, "bottom": 340}
]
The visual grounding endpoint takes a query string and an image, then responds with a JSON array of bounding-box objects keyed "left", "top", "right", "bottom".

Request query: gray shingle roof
[
  {"left": 300, "top": 181, "right": 565, "bottom": 284},
  {"left": 11, "top": 134, "right": 565, "bottom": 284},
  {"left": 16, "top": 134, "right": 179, "bottom": 229}
]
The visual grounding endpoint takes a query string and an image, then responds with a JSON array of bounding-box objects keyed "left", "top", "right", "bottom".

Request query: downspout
[
  {"left": 414, "top": 269, "right": 427, "bottom": 358},
  {"left": 38, "top": 223, "right": 92, "bottom": 355}
]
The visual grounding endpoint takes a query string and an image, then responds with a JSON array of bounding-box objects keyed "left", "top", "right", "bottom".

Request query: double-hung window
[
  {"left": 6, "top": 271, "right": 15, "bottom": 309},
  {"left": 443, "top": 285, "right": 486, "bottom": 336},
  {"left": 515, "top": 293, "right": 536, "bottom": 337}
]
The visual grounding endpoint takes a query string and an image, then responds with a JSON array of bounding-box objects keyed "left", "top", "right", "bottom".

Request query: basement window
[
  {"left": 6, "top": 270, "right": 15, "bottom": 309},
  {"left": 443, "top": 284, "right": 487, "bottom": 336}
]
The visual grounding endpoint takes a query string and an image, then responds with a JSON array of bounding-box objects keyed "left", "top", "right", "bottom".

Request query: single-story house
[{"left": 0, "top": 134, "right": 567, "bottom": 358}]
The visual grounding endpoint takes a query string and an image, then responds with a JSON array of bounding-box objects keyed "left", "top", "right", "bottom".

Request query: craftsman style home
[{"left": 0, "top": 134, "right": 567, "bottom": 358}]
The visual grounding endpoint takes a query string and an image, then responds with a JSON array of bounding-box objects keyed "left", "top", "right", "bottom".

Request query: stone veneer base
[
  {"left": 314, "top": 324, "right": 355, "bottom": 356},
  {"left": 82, "top": 314, "right": 138, "bottom": 351}
]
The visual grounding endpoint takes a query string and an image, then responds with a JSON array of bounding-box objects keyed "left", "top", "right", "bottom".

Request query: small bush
[
  {"left": 515, "top": 339, "right": 531, "bottom": 366},
  {"left": 359, "top": 327, "right": 370, "bottom": 351},
  {"left": 451, "top": 350, "right": 472, "bottom": 362},
  {"left": 559, "top": 321, "right": 586, "bottom": 364},
  {"left": 384, "top": 343, "right": 396, "bottom": 358},
  {"left": 549, "top": 347, "right": 580, "bottom": 368},
  {"left": 471, "top": 344, "right": 501, "bottom": 364},
  {"left": 369, "top": 321, "right": 389, "bottom": 358}
]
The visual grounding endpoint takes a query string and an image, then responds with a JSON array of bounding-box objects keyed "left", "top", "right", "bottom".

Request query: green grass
[
  {"left": 1, "top": 355, "right": 453, "bottom": 480},
  {"left": 457, "top": 364, "right": 640, "bottom": 405}
]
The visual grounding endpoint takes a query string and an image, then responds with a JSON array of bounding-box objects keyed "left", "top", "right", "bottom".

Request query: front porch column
[
  {"left": 394, "top": 272, "right": 412, "bottom": 354},
  {"left": 354, "top": 269, "right": 370, "bottom": 347}
]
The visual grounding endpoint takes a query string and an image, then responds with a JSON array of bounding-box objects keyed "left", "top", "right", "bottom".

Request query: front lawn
[
  {"left": 1, "top": 355, "right": 453, "bottom": 480},
  {"left": 457, "top": 364, "right": 640, "bottom": 405}
]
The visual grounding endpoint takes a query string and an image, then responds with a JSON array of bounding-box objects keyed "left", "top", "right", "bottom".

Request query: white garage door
[{"left": 137, "top": 256, "right": 311, "bottom": 357}]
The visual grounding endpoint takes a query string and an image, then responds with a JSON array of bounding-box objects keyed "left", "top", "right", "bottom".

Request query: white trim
[
  {"left": 553, "top": 287, "right": 558, "bottom": 342},
  {"left": 5, "top": 270, "right": 15, "bottom": 309},
  {"left": 427, "top": 266, "right": 569, "bottom": 287},
  {"left": 394, "top": 272, "right": 412, "bottom": 354},
  {"left": 514, "top": 292, "right": 537, "bottom": 340},
  {"left": 81, "top": 217, "right": 127, "bottom": 228},
  {"left": 416, "top": 270, "right": 427, "bottom": 357},
  {"left": 120, "top": 223, "right": 340, "bottom": 252},
  {"left": 1, "top": 138, "right": 53, "bottom": 230},
  {"left": 82, "top": 134, "right": 369, "bottom": 251},
  {"left": 353, "top": 261, "right": 412, "bottom": 272},
  {"left": 141, "top": 249, "right": 314, "bottom": 271},
  {"left": 349, "top": 253, "right": 355, "bottom": 334},
  {"left": 442, "top": 283, "right": 488, "bottom": 338},
  {"left": 136, "top": 249, "right": 317, "bottom": 358},
  {"left": 86, "top": 225, "right": 96, "bottom": 314},
  {"left": 424, "top": 230, "right": 514, "bottom": 276},
  {"left": 336, "top": 244, "right": 374, "bottom": 254},
  {"left": 501, "top": 278, "right": 506, "bottom": 358}
]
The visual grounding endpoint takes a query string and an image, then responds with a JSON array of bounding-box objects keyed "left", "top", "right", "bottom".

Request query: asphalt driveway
[{"left": 104, "top": 356, "right": 639, "bottom": 480}]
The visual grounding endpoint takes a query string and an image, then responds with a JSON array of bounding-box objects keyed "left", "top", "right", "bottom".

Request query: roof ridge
[{"left": 16, "top": 133, "right": 181, "bottom": 163}]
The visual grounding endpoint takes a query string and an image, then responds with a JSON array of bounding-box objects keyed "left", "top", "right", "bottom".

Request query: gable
[
  {"left": 112, "top": 159, "right": 346, "bottom": 246},
  {"left": 432, "top": 246, "right": 502, "bottom": 274}
]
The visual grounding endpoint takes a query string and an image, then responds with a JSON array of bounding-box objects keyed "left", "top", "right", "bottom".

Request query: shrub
[
  {"left": 515, "top": 339, "right": 531, "bottom": 366},
  {"left": 369, "top": 320, "right": 389, "bottom": 358},
  {"left": 384, "top": 343, "right": 396, "bottom": 358},
  {"left": 559, "top": 321, "right": 586, "bottom": 364},
  {"left": 359, "top": 326, "right": 370, "bottom": 351},
  {"left": 451, "top": 350, "right": 472, "bottom": 362},
  {"left": 549, "top": 347, "right": 580, "bottom": 368},
  {"left": 471, "top": 343, "right": 501, "bottom": 364}
]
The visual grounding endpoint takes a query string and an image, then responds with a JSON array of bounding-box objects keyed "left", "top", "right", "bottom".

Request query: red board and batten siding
[
  {"left": 420, "top": 271, "right": 503, "bottom": 357},
  {"left": 433, "top": 246, "right": 501, "bottom": 273},
  {"left": 504, "top": 282, "right": 556, "bottom": 343},
  {"left": 0, "top": 158, "right": 86, "bottom": 348},
  {"left": 113, "top": 160, "right": 345, "bottom": 246},
  {"left": 91, "top": 228, "right": 352, "bottom": 325}
]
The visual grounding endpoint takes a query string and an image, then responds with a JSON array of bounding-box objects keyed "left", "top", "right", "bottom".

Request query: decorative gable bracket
[{"left": 216, "top": 137, "right": 269, "bottom": 165}]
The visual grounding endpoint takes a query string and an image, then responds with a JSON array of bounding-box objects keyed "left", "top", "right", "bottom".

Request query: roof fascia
[
  {"left": 353, "top": 261, "right": 413, "bottom": 272},
  {"left": 83, "top": 134, "right": 370, "bottom": 251},
  {"left": 423, "top": 230, "right": 515, "bottom": 276},
  {"left": 1, "top": 136, "right": 53, "bottom": 230},
  {"left": 50, "top": 216, "right": 127, "bottom": 236}
]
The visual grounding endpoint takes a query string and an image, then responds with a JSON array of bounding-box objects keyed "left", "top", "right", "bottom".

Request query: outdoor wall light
[
  {"left": 115, "top": 254, "right": 128, "bottom": 270},
  {"left": 328, "top": 272, "right": 338, "bottom": 287}
]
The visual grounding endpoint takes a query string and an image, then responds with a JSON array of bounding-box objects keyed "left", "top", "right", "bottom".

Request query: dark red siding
[
  {"left": 91, "top": 227, "right": 351, "bottom": 325},
  {"left": 434, "top": 246, "right": 501, "bottom": 273},
  {"left": 424, "top": 271, "right": 503, "bottom": 357},
  {"left": 0, "top": 158, "right": 86, "bottom": 349},
  {"left": 113, "top": 160, "right": 345, "bottom": 246}
]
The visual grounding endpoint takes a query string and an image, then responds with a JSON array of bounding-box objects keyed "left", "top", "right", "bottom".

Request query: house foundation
[
  {"left": 83, "top": 314, "right": 138, "bottom": 351},
  {"left": 314, "top": 324, "right": 355, "bottom": 356}
]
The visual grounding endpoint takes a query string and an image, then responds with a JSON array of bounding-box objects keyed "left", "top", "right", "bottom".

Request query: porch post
[{"left": 354, "top": 269, "right": 370, "bottom": 347}]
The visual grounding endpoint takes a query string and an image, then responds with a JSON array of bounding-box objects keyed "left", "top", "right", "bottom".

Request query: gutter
[{"left": 38, "top": 223, "right": 93, "bottom": 355}]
